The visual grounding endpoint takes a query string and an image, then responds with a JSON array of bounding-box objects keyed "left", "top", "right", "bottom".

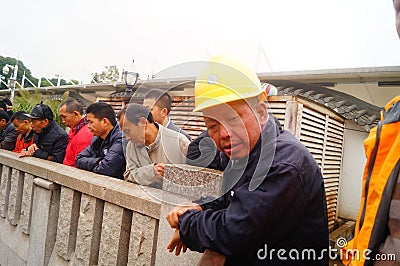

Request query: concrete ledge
[{"left": 0, "top": 150, "right": 162, "bottom": 219}]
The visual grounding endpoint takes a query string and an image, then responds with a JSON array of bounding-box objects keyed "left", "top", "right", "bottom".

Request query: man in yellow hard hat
[{"left": 166, "top": 56, "right": 329, "bottom": 265}]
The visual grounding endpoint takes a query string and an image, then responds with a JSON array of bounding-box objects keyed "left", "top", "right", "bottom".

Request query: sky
[{"left": 1, "top": 0, "right": 399, "bottom": 83}]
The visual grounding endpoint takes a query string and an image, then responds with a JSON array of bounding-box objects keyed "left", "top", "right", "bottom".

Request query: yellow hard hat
[{"left": 193, "top": 55, "right": 266, "bottom": 112}]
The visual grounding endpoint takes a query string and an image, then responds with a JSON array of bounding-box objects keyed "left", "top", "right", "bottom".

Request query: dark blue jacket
[
  {"left": 76, "top": 125, "right": 125, "bottom": 179},
  {"left": 33, "top": 120, "right": 68, "bottom": 163},
  {"left": 0, "top": 122, "right": 18, "bottom": 151},
  {"left": 179, "top": 116, "right": 329, "bottom": 265},
  {"left": 167, "top": 120, "right": 192, "bottom": 141},
  {"left": 186, "top": 130, "right": 223, "bottom": 170}
]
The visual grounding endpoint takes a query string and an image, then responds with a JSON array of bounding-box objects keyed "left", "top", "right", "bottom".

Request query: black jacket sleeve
[
  {"left": 50, "top": 134, "right": 68, "bottom": 163},
  {"left": 75, "top": 145, "right": 99, "bottom": 170},
  {"left": 91, "top": 138, "right": 125, "bottom": 178},
  {"left": 0, "top": 124, "right": 18, "bottom": 151},
  {"left": 179, "top": 164, "right": 308, "bottom": 256}
]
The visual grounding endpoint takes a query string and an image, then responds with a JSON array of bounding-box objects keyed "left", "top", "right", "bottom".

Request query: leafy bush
[{"left": 13, "top": 90, "right": 69, "bottom": 128}]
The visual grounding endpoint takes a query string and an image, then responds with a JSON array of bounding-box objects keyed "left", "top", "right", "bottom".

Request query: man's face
[
  {"left": 203, "top": 99, "right": 265, "bottom": 160},
  {"left": 123, "top": 119, "right": 146, "bottom": 146},
  {"left": 143, "top": 98, "right": 165, "bottom": 125},
  {"left": 0, "top": 119, "right": 7, "bottom": 130},
  {"left": 30, "top": 119, "right": 48, "bottom": 133},
  {"left": 59, "top": 105, "right": 79, "bottom": 128},
  {"left": 395, "top": 0, "right": 400, "bottom": 38},
  {"left": 87, "top": 113, "right": 106, "bottom": 137},
  {"left": 13, "top": 119, "right": 31, "bottom": 135}
]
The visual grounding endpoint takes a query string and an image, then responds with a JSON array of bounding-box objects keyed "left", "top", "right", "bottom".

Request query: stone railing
[{"left": 0, "top": 150, "right": 222, "bottom": 265}]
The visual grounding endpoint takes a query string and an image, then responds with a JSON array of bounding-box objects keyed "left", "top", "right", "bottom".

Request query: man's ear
[
  {"left": 161, "top": 107, "right": 168, "bottom": 117},
  {"left": 73, "top": 111, "right": 80, "bottom": 116},
  {"left": 102, "top": 118, "right": 110, "bottom": 125},
  {"left": 139, "top": 117, "right": 147, "bottom": 126},
  {"left": 256, "top": 101, "right": 268, "bottom": 127}
]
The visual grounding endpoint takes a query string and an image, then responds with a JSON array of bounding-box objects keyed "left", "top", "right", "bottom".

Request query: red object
[
  {"left": 13, "top": 132, "right": 34, "bottom": 153},
  {"left": 63, "top": 124, "right": 93, "bottom": 167}
]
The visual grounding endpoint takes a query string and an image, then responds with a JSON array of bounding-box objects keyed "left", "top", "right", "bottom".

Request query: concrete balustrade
[{"left": 0, "top": 150, "right": 223, "bottom": 265}]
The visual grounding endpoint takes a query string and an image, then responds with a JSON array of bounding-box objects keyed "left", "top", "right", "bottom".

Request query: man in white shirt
[{"left": 123, "top": 103, "right": 190, "bottom": 188}]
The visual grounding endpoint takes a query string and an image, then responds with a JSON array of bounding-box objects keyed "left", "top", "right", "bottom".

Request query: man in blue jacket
[
  {"left": 22, "top": 103, "right": 68, "bottom": 163},
  {"left": 166, "top": 56, "right": 328, "bottom": 265},
  {"left": 76, "top": 102, "right": 125, "bottom": 179}
]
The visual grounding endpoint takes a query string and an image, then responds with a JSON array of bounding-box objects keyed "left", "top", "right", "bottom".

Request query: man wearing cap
[
  {"left": 0, "top": 110, "right": 18, "bottom": 151},
  {"left": 22, "top": 103, "right": 68, "bottom": 163},
  {"left": 166, "top": 56, "right": 328, "bottom": 265}
]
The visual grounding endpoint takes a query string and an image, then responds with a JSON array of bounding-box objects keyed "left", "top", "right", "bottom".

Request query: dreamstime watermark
[{"left": 256, "top": 237, "right": 397, "bottom": 262}]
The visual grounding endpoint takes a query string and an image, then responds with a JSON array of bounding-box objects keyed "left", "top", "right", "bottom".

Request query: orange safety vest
[{"left": 342, "top": 96, "right": 400, "bottom": 265}]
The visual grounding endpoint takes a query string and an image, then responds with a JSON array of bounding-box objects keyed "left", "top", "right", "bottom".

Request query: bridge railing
[{"left": 0, "top": 150, "right": 223, "bottom": 265}]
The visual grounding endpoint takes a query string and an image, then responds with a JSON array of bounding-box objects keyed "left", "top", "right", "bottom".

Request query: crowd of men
[
  {"left": 0, "top": 58, "right": 332, "bottom": 264},
  {"left": 0, "top": 89, "right": 192, "bottom": 184}
]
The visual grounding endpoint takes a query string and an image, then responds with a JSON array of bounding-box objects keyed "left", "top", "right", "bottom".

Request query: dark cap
[{"left": 26, "top": 103, "right": 54, "bottom": 120}]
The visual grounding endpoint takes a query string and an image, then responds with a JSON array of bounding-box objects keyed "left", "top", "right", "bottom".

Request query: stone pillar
[
  {"left": 72, "top": 194, "right": 104, "bottom": 266},
  {"left": 0, "top": 165, "right": 11, "bottom": 218},
  {"left": 98, "top": 202, "right": 132, "bottom": 265},
  {"left": 155, "top": 164, "right": 222, "bottom": 266},
  {"left": 8, "top": 168, "right": 24, "bottom": 225},
  {"left": 27, "top": 178, "right": 61, "bottom": 266},
  {"left": 20, "top": 173, "right": 34, "bottom": 234},
  {"left": 128, "top": 212, "right": 159, "bottom": 265},
  {"left": 55, "top": 187, "right": 81, "bottom": 261}
]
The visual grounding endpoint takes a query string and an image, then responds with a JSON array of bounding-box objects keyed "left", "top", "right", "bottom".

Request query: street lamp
[
  {"left": 122, "top": 70, "right": 139, "bottom": 93},
  {"left": 2, "top": 63, "right": 18, "bottom": 101}
]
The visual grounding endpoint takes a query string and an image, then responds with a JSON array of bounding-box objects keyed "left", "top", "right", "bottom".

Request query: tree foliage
[
  {"left": 0, "top": 56, "right": 38, "bottom": 90},
  {"left": 13, "top": 89, "right": 69, "bottom": 128},
  {"left": 0, "top": 56, "right": 80, "bottom": 89},
  {"left": 91, "top": 65, "right": 120, "bottom": 83}
]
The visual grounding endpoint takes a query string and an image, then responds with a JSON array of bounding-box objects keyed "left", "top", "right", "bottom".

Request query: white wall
[{"left": 337, "top": 121, "right": 369, "bottom": 220}]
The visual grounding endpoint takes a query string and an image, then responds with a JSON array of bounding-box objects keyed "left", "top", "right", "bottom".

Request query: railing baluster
[
  {"left": 8, "top": 169, "right": 24, "bottom": 225},
  {"left": 55, "top": 187, "right": 81, "bottom": 260}
]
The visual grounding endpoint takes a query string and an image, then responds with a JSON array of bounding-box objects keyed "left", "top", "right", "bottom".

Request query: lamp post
[
  {"left": 2, "top": 63, "right": 18, "bottom": 101},
  {"left": 122, "top": 60, "right": 139, "bottom": 94},
  {"left": 122, "top": 70, "right": 139, "bottom": 93}
]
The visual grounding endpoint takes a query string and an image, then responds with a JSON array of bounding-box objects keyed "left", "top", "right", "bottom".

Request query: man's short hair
[
  {"left": 117, "top": 105, "right": 128, "bottom": 120},
  {"left": 60, "top": 99, "right": 84, "bottom": 115},
  {"left": 125, "top": 103, "right": 155, "bottom": 125},
  {"left": 0, "top": 101, "right": 7, "bottom": 112},
  {"left": 11, "top": 111, "right": 29, "bottom": 122},
  {"left": 0, "top": 110, "right": 10, "bottom": 122},
  {"left": 3, "top": 98, "right": 12, "bottom": 106},
  {"left": 145, "top": 89, "right": 172, "bottom": 114},
  {"left": 86, "top": 102, "right": 117, "bottom": 126}
]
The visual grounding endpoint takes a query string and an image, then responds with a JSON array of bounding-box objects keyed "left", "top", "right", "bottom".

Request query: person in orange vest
[
  {"left": 11, "top": 111, "right": 35, "bottom": 154},
  {"left": 341, "top": 2, "right": 400, "bottom": 264}
]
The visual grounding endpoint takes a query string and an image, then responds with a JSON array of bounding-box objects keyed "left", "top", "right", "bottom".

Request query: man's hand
[
  {"left": 153, "top": 163, "right": 165, "bottom": 179},
  {"left": 167, "top": 229, "right": 187, "bottom": 256},
  {"left": 27, "top": 144, "right": 39, "bottom": 154},
  {"left": 166, "top": 204, "right": 202, "bottom": 228},
  {"left": 18, "top": 149, "right": 32, "bottom": 158}
]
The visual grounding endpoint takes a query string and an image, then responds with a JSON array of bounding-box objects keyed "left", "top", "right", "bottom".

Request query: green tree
[
  {"left": 1, "top": 55, "right": 81, "bottom": 89},
  {"left": 0, "top": 56, "right": 38, "bottom": 90},
  {"left": 91, "top": 65, "right": 119, "bottom": 83},
  {"left": 13, "top": 89, "right": 69, "bottom": 128}
]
